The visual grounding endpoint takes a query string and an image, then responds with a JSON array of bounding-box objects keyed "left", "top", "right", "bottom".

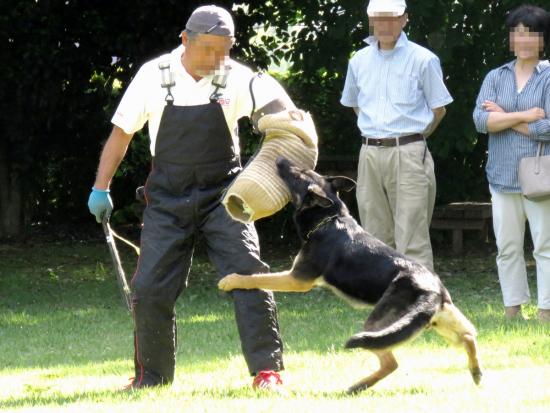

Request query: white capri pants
[{"left": 490, "top": 186, "right": 550, "bottom": 309}]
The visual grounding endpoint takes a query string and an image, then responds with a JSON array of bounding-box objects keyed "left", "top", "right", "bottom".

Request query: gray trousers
[{"left": 356, "top": 141, "right": 436, "bottom": 271}]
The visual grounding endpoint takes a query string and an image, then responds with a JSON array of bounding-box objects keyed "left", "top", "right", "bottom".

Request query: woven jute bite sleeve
[{"left": 222, "top": 109, "right": 318, "bottom": 223}]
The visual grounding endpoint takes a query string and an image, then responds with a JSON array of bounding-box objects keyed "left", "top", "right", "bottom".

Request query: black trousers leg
[
  {"left": 201, "top": 202, "right": 284, "bottom": 375},
  {"left": 131, "top": 203, "right": 195, "bottom": 385}
]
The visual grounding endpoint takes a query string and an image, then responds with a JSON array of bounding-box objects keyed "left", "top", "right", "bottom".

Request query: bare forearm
[
  {"left": 486, "top": 112, "right": 525, "bottom": 133},
  {"left": 512, "top": 122, "right": 530, "bottom": 136},
  {"left": 93, "top": 126, "right": 133, "bottom": 190},
  {"left": 424, "top": 107, "right": 446, "bottom": 138}
]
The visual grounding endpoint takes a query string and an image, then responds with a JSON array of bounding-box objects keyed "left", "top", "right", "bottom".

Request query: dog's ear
[
  {"left": 304, "top": 184, "right": 334, "bottom": 208},
  {"left": 326, "top": 176, "right": 356, "bottom": 192}
]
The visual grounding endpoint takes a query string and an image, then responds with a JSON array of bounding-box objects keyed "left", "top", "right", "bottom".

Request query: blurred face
[
  {"left": 182, "top": 32, "right": 234, "bottom": 77},
  {"left": 510, "top": 24, "right": 544, "bottom": 60},
  {"left": 368, "top": 13, "right": 407, "bottom": 48}
]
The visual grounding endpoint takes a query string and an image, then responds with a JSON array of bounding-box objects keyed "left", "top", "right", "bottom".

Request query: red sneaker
[
  {"left": 122, "top": 375, "right": 163, "bottom": 391},
  {"left": 252, "top": 370, "right": 283, "bottom": 391},
  {"left": 123, "top": 377, "right": 138, "bottom": 391}
]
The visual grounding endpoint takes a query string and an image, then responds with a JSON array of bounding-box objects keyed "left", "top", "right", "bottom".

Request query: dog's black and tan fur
[{"left": 219, "top": 157, "right": 482, "bottom": 393}]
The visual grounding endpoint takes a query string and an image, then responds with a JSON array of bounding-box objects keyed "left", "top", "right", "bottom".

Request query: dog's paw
[
  {"left": 471, "top": 367, "right": 482, "bottom": 385},
  {"left": 218, "top": 273, "right": 242, "bottom": 291},
  {"left": 346, "top": 382, "right": 369, "bottom": 395}
]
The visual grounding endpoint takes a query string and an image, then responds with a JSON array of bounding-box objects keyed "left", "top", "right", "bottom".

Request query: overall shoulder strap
[
  {"left": 158, "top": 60, "right": 175, "bottom": 104},
  {"left": 210, "top": 64, "right": 232, "bottom": 102}
]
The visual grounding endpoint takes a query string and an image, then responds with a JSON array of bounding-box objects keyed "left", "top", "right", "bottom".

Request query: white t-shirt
[{"left": 112, "top": 45, "right": 295, "bottom": 155}]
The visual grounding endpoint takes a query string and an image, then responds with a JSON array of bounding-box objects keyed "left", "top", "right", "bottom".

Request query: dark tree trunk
[{"left": 0, "top": 140, "right": 23, "bottom": 240}]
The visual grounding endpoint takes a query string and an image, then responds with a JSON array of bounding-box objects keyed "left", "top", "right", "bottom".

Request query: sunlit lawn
[{"left": 0, "top": 237, "right": 549, "bottom": 412}]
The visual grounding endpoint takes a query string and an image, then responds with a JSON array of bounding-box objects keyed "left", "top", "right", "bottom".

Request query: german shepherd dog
[{"left": 218, "top": 157, "right": 482, "bottom": 393}]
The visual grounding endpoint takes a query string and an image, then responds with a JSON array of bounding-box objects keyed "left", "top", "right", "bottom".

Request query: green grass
[{"left": 0, "top": 240, "right": 549, "bottom": 412}]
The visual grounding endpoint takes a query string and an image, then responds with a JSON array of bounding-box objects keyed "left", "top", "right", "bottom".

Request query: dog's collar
[{"left": 305, "top": 214, "right": 339, "bottom": 240}]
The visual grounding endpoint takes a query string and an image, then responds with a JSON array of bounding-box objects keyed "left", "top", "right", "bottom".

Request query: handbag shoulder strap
[
  {"left": 535, "top": 142, "right": 545, "bottom": 174},
  {"left": 537, "top": 142, "right": 544, "bottom": 157}
]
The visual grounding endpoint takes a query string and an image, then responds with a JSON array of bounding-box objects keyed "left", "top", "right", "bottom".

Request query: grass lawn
[{"left": 0, "top": 236, "right": 549, "bottom": 412}]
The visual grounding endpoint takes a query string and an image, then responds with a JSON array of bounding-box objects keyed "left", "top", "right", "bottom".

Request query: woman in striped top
[{"left": 473, "top": 4, "right": 550, "bottom": 322}]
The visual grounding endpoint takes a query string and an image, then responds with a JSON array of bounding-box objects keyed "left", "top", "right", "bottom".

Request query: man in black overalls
[{"left": 87, "top": 6, "right": 287, "bottom": 390}]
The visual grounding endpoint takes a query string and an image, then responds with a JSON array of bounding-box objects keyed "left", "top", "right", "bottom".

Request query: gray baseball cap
[{"left": 185, "top": 5, "right": 235, "bottom": 37}]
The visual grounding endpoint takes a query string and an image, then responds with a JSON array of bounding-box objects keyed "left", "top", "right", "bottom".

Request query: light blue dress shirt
[
  {"left": 340, "top": 32, "right": 453, "bottom": 138},
  {"left": 473, "top": 60, "right": 550, "bottom": 193}
]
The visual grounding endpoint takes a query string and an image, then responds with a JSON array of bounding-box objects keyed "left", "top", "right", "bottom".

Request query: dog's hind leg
[
  {"left": 430, "top": 303, "right": 482, "bottom": 385},
  {"left": 347, "top": 350, "right": 398, "bottom": 394},
  {"left": 462, "top": 332, "right": 482, "bottom": 384}
]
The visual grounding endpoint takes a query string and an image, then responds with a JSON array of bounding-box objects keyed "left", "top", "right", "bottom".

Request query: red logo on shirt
[{"left": 217, "top": 97, "right": 231, "bottom": 106}]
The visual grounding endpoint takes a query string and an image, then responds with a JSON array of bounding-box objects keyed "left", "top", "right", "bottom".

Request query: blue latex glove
[{"left": 87, "top": 187, "right": 113, "bottom": 223}]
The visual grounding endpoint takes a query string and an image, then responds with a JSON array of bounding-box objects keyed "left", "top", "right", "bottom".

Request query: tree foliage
[
  {"left": 239, "top": 0, "right": 546, "bottom": 205},
  {"left": 1, "top": 0, "right": 547, "bottom": 238}
]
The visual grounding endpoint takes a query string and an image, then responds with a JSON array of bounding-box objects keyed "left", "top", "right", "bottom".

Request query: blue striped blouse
[{"left": 473, "top": 60, "right": 550, "bottom": 193}]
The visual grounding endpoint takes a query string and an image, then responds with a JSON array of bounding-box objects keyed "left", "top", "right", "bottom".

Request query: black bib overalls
[{"left": 130, "top": 81, "right": 283, "bottom": 386}]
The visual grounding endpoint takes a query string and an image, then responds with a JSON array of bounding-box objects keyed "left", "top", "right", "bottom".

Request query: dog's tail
[{"left": 345, "top": 277, "right": 441, "bottom": 350}]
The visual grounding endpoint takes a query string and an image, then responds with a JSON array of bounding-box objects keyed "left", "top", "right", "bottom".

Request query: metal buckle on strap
[
  {"left": 159, "top": 61, "right": 175, "bottom": 104},
  {"left": 362, "top": 137, "right": 396, "bottom": 147},
  {"left": 373, "top": 138, "right": 394, "bottom": 146}
]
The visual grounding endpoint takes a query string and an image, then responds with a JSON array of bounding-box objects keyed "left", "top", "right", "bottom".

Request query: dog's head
[{"left": 276, "top": 156, "right": 356, "bottom": 211}]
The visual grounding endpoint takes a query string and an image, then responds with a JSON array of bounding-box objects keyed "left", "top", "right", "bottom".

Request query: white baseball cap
[{"left": 367, "top": 0, "right": 407, "bottom": 17}]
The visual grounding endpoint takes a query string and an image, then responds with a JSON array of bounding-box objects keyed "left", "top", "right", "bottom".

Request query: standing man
[
  {"left": 87, "top": 5, "right": 294, "bottom": 390},
  {"left": 340, "top": 0, "right": 453, "bottom": 271}
]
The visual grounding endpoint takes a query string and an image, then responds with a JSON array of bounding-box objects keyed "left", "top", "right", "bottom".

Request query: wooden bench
[{"left": 431, "top": 202, "right": 492, "bottom": 254}]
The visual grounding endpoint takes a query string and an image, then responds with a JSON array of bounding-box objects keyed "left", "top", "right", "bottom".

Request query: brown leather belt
[{"left": 362, "top": 134, "right": 424, "bottom": 147}]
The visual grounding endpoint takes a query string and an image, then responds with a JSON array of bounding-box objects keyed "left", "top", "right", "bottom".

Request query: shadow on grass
[
  {"left": 0, "top": 387, "right": 150, "bottom": 410},
  {"left": 2, "top": 278, "right": 546, "bottom": 370},
  {"left": 1, "top": 242, "right": 548, "bottom": 372},
  {"left": 0, "top": 383, "right": 436, "bottom": 410}
]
